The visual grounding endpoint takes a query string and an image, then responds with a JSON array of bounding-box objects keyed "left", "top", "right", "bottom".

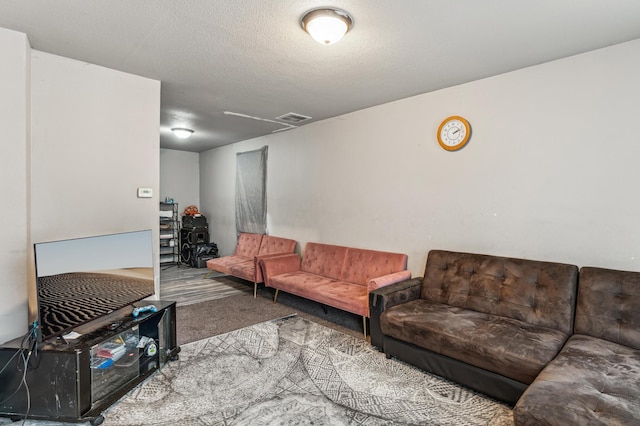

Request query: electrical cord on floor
[
  {"left": 20, "top": 324, "right": 39, "bottom": 424},
  {"left": 20, "top": 346, "right": 32, "bottom": 426},
  {"left": 0, "top": 326, "right": 37, "bottom": 424}
]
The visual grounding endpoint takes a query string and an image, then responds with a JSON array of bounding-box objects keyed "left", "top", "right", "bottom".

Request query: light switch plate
[{"left": 137, "top": 187, "right": 153, "bottom": 198}]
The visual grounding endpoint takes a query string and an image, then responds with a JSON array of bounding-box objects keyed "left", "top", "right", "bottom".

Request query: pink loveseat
[
  {"left": 259, "top": 242, "right": 410, "bottom": 336},
  {"left": 205, "top": 233, "right": 297, "bottom": 297}
]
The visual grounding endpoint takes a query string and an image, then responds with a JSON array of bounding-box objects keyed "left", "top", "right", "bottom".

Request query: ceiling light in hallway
[{"left": 171, "top": 128, "right": 194, "bottom": 138}]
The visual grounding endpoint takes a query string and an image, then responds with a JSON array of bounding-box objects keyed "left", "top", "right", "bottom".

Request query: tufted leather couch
[
  {"left": 259, "top": 242, "right": 411, "bottom": 337},
  {"left": 369, "top": 250, "right": 579, "bottom": 405},
  {"left": 514, "top": 266, "right": 640, "bottom": 425},
  {"left": 205, "top": 232, "right": 296, "bottom": 298}
]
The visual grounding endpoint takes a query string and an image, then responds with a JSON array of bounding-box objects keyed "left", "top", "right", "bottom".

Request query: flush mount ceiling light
[
  {"left": 301, "top": 8, "right": 353, "bottom": 45},
  {"left": 171, "top": 127, "right": 194, "bottom": 138}
]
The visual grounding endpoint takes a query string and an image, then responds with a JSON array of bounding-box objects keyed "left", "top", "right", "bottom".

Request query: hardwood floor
[
  {"left": 160, "top": 263, "right": 211, "bottom": 282},
  {"left": 159, "top": 263, "right": 251, "bottom": 306}
]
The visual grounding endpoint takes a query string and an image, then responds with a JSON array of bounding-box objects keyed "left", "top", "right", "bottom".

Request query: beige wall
[
  {"left": 29, "top": 51, "right": 161, "bottom": 310},
  {"left": 160, "top": 148, "right": 200, "bottom": 215},
  {"left": 0, "top": 28, "right": 30, "bottom": 343},
  {"left": 199, "top": 144, "right": 238, "bottom": 253},
  {"left": 200, "top": 39, "right": 640, "bottom": 275},
  {"left": 0, "top": 29, "right": 160, "bottom": 343}
]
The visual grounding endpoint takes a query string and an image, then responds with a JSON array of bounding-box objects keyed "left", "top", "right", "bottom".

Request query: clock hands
[{"left": 446, "top": 127, "right": 462, "bottom": 140}]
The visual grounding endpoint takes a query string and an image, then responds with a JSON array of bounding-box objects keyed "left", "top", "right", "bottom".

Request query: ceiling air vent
[{"left": 276, "top": 112, "right": 312, "bottom": 124}]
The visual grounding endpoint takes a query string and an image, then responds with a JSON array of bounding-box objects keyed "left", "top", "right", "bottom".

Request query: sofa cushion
[
  {"left": 341, "top": 248, "right": 408, "bottom": 286},
  {"left": 315, "top": 280, "right": 369, "bottom": 317},
  {"left": 258, "top": 235, "right": 296, "bottom": 256},
  {"left": 206, "top": 254, "right": 249, "bottom": 275},
  {"left": 269, "top": 271, "right": 338, "bottom": 300},
  {"left": 271, "top": 271, "right": 369, "bottom": 317},
  {"left": 514, "top": 334, "right": 640, "bottom": 425},
  {"left": 235, "top": 233, "right": 263, "bottom": 258},
  {"left": 300, "top": 242, "right": 348, "bottom": 280},
  {"left": 575, "top": 267, "right": 640, "bottom": 350},
  {"left": 421, "top": 250, "right": 578, "bottom": 335},
  {"left": 227, "top": 259, "right": 255, "bottom": 282},
  {"left": 380, "top": 299, "right": 569, "bottom": 384}
]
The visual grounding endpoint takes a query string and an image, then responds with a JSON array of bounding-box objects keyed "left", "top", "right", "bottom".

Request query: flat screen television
[{"left": 33, "top": 230, "right": 155, "bottom": 342}]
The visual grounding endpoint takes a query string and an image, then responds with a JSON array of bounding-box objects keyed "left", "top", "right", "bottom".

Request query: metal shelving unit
[{"left": 159, "top": 202, "right": 179, "bottom": 265}]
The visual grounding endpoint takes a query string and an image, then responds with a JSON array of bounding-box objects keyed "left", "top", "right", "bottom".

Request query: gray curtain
[{"left": 235, "top": 146, "right": 268, "bottom": 235}]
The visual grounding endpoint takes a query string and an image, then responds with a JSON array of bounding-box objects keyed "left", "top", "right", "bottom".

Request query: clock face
[{"left": 437, "top": 116, "right": 471, "bottom": 151}]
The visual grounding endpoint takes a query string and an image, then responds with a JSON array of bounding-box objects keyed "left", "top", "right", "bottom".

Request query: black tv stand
[{"left": 0, "top": 300, "right": 179, "bottom": 425}]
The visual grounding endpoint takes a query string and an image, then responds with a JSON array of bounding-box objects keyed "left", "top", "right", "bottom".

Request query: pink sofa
[
  {"left": 259, "top": 242, "right": 410, "bottom": 336},
  {"left": 205, "top": 233, "right": 297, "bottom": 297}
]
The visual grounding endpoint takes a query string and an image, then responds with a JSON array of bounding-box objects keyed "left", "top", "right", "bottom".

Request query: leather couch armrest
[
  {"left": 369, "top": 277, "right": 422, "bottom": 350},
  {"left": 258, "top": 254, "right": 301, "bottom": 286}
]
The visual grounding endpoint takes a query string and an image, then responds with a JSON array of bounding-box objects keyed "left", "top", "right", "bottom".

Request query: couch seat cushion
[
  {"left": 227, "top": 259, "right": 256, "bottom": 282},
  {"left": 270, "top": 271, "right": 337, "bottom": 300},
  {"left": 514, "top": 334, "right": 640, "bottom": 425},
  {"left": 380, "top": 299, "right": 568, "bottom": 384},
  {"left": 314, "top": 281, "right": 369, "bottom": 317},
  {"left": 271, "top": 272, "right": 369, "bottom": 317},
  {"left": 207, "top": 255, "right": 250, "bottom": 275}
]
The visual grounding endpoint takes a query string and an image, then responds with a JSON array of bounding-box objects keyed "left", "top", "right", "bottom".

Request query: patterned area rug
[{"left": 99, "top": 315, "right": 513, "bottom": 425}]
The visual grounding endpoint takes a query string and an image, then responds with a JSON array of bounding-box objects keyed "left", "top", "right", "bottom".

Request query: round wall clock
[{"left": 437, "top": 116, "right": 471, "bottom": 151}]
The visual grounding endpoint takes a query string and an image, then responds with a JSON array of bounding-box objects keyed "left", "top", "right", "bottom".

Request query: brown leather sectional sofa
[
  {"left": 514, "top": 266, "right": 640, "bottom": 425},
  {"left": 370, "top": 250, "right": 640, "bottom": 424}
]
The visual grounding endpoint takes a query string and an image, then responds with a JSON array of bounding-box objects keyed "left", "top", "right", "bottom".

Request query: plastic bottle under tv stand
[{"left": 0, "top": 300, "right": 180, "bottom": 425}]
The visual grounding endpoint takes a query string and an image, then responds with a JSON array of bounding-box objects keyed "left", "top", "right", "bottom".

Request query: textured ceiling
[{"left": 2, "top": 1, "right": 640, "bottom": 152}]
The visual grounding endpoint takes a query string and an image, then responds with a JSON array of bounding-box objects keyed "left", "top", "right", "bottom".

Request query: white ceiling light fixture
[
  {"left": 301, "top": 8, "right": 353, "bottom": 45},
  {"left": 171, "top": 127, "right": 194, "bottom": 139}
]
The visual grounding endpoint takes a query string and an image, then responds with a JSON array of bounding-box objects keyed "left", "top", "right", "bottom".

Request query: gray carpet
[
  {"left": 163, "top": 265, "right": 366, "bottom": 345},
  {"left": 101, "top": 316, "right": 513, "bottom": 425},
  {"left": 175, "top": 278, "right": 365, "bottom": 345}
]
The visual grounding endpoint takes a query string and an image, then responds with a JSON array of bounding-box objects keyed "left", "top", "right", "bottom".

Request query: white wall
[
  {"left": 29, "top": 51, "right": 161, "bottom": 302},
  {"left": 200, "top": 39, "right": 640, "bottom": 275},
  {"left": 0, "top": 46, "right": 163, "bottom": 343},
  {"left": 0, "top": 28, "right": 30, "bottom": 343},
  {"left": 160, "top": 148, "right": 200, "bottom": 215},
  {"left": 199, "top": 144, "right": 238, "bottom": 254}
]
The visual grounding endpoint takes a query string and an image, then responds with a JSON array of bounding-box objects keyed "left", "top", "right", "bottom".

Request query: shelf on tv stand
[{"left": 0, "top": 300, "right": 180, "bottom": 425}]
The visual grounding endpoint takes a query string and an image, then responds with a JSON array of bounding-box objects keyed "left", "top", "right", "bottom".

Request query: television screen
[{"left": 34, "top": 230, "right": 154, "bottom": 341}]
